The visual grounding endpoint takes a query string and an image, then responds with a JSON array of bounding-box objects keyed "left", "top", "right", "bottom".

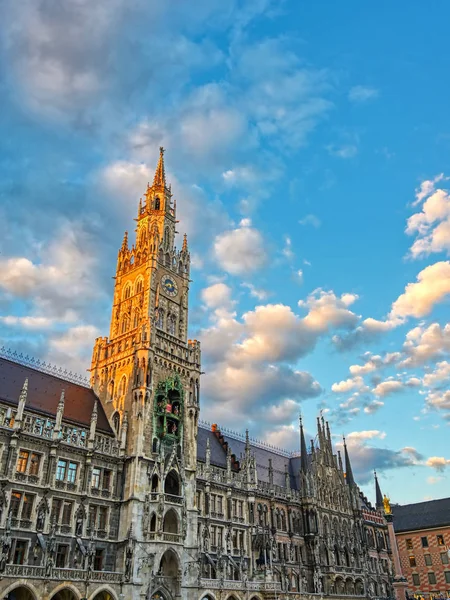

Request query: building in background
[
  {"left": 0, "top": 150, "right": 394, "bottom": 600},
  {"left": 393, "top": 498, "right": 450, "bottom": 598}
]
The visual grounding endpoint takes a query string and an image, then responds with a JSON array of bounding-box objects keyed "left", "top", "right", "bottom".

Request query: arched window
[
  {"left": 167, "top": 314, "right": 176, "bottom": 336},
  {"left": 112, "top": 412, "right": 120, "bottom": 435},
  {"left": 156, "top": 309, "right": 164, "bottom": 330},
  {"left": 165, "top": 253, "right": 170, "bottom": 267},
  {"left": 119, "top": 376, "right": 127, "bottom": 397},
  {"left": 121, "top": 316, "right": 130, "bottom": 334},
  {"left": 150, "top": 514, "right": 157, "bottom": 532},
  {"left": 135, "top": 278, "right": 143, "bottom": 294},
  {"left": 151, "top": 474, "right": 159, "bottom": 493},
  {"left": 154, "top": 197, "right": 160, "bottom": 210},
  {"left": 163, "top": 509, "right": 179, "bottom": 534},
  {"left": 133, "top": 309, "right": 140, "bottom": 329},
  {"left": 164, "top": 470, "right": 180, "bottom": 496},
  {"left": 123, "top": 283, "right": 131, "bottom": 300}
]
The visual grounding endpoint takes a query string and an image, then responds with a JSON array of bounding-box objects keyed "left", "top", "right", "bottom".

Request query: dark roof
[
  {"left": 197, "top": 426, "right": 303, "bottom": 490},
  {"left": 197, "top": 427, "right": 227, "bottom": 468},
  {"left": 0, "top": 358, "right": 113, "bottom": 435},
  {"left": 393, "top": 497, "right": 450, "bottom": 532}
]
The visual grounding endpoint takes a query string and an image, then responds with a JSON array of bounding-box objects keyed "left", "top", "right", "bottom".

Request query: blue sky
[{"left": 1, "top": 0, "right": 449, "bottom": 505}]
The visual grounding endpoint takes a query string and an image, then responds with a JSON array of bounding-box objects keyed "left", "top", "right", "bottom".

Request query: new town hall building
[{"left": 0, "top": 150, "right": 396, "bottom": 600}]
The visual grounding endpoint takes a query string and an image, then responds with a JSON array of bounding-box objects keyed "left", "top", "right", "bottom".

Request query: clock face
[{"left": 161, "top": 275, "right": 178, "bottom": 297}]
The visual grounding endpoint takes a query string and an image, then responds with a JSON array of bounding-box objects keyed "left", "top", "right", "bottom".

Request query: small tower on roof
[
  {"left": 374, "top": 470, "right": 384, "bottom": 510},
  {"left": 343, "top": 436, "right": 355, "bottom": 487}
]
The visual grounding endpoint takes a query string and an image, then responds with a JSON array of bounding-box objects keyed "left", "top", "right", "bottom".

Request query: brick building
[{"left": 393, "top": 498, "right": 450, "bottom": 598}]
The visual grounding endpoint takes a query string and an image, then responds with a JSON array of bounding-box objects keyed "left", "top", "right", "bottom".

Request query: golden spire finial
[
  {"left": 182, "top": 233, "right": 188, "bottom": 252},
  {"left": 153, "top": 146, "right": 166, "bottom": 187}
]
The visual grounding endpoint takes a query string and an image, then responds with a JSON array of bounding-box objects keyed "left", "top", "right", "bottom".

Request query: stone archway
[
  {"left": 90, "top": 591, "right": 117, "bottom": 600},
  {"left": 3, "top": 586, "right": 37, "bottom": 600},
  {"left": 50, "top": 589, "right": 79, "bottom": 600}
]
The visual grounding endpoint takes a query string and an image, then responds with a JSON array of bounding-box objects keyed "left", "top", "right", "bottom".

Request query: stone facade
[{"left": 0, "top": 150, "right": 393, "bottom": 600}]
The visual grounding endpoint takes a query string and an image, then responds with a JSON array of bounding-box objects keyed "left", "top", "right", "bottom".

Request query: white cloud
[
  {"left": 423, "top": 361, "right": 450, "bottom": 387},
  {"left": 401, "top": 323, "right": 450, "bottom": 367},
  {"left": 241, "top": 282, "right": 269, "bottom": 301},
  {"left": 299, "top": 214, "right": 321, "bottom": 228},
  {"left": 364, "top": 401, "right": 384, "bottom": 414},
  {"left": 296, "top": 269, "right": 304, "bottom": 284},
  {"left": 407, "top": 187, "right": 450, "bottom": 258},
  {"left": 413, "top": 174, "right": 446, "bottom": 206},
  {"left": 282, "top": 236, "right": 294, "bottom": 260},
  {"left": 201, "top": 283, "right": 235, "bottom": 314},
  {"left": 47, "top": 324, "right": 100, "bottom": 374},
  {"left": 426, "top": 456, "right": 450, "bottom": 472},
  {"left": 0, "top": 316, "right": 62, "bottom": 330},
  {"left": 332, "top": 376, "right": 366, "bottom": 393},
  {"left": 346, "top": 430, "right": 386, "bottom": 441},
  {"left": 214, "top": 224, "right": 267, "bottom": 275},
  {"left": 348, "top": 85, "right": 379, "bottom": 103},
  {"left": 373, "top": 380, "right": 405, "bottom": 397}
]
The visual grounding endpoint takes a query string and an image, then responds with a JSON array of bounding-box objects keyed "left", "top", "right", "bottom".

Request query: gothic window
[
  {"left": 123, "top": 284, "right": 131, "bottom": 300},
  {"left": 164, "top": 471, "right": 180, "bottom": 496},
  {"left": 165, "top": 253, "right": 170, "bottom": 267},
  {"left": 135, "top": 278, "right": 144, "bottom": 294},
  {"left": 112, "top": 412, "right": 120, "bottom": 435},
  {"left": 109, "top": 380, "right": 115, "bottom": 401},
  {"left": 133, "top": 309, "right": 140, "bottom": 329},
  {"left": 119, "top": 376, "right": 127, "bottom": 397},
  {"left": 280, "top": 510, "right": 287, "bottom": 531},
  {"left": 121, "top": 315, "right": 130, "bottom": 334},
  {"left": 154, "top": 197, "right": 160, "bottom": 210},
  {"left": 156, "top": 309, "right": 164, "bottom": 329},
  {"left": 151, "top": 474, "right": 159, "bottom": 493},
  {"left": 167, "top": 314, "right": 176, "bottom": 336}
]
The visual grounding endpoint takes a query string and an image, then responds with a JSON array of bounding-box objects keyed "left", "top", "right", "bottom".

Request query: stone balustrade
[{"left": 3, "top": 564, "right": 122, "bottom": 583}]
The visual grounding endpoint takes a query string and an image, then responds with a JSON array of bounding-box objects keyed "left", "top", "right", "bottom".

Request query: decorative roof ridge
[
  {"left": 0, "top": 347, "right": 90, "bottom": 389},
  {"left": 199, "top": 419, "right": 294, "bottom": 457}
]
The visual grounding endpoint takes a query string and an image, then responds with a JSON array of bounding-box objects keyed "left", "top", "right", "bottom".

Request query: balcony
[
  {"left": 162, "top": 532, "right": 182, "bottom": 543},
  {"left": 3, "top": 564, "right": 122, "bottom": 583},
  {"left": 165, "top": 494, "right": 183, "bottom": 505},
  {"left": 200, "top": 579, "right": 282, "bottom": 592}
]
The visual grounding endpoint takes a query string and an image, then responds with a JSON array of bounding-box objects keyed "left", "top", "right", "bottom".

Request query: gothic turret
[
  {"left": 343, "top": 437, "right": 355, "bottom": 487},
  {"left": 375, "top": 470, "right": 384, "bottom": 510}
]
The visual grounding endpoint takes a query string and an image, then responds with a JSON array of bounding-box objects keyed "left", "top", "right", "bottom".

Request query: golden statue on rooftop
[{"left": 383, "top": 494, "right": 392, "bottom": 515}]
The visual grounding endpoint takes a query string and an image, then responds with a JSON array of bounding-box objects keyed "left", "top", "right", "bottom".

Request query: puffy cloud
[
  {"left": 426, "top": 456, "right": 450, "bottom": 472},
  {"left": 423, "top": 361, "right": 450, "bottom": 387},
  {"left": 0, "top": 316, "right": 62, "bottom": 330},
  {"left": 201, "top": 283, "right": 235, "bottom": 312},
  {"left": 407, "top": 187, "right": 450, "bottom": 258},
  {"left": 373, "top": 380, "right": 404, "bottom": 397},
  {"left": 214, "top": 223, "right": 267, "bottom": 275},
  {"left": 401, "top": 323, "right": 450, "bottom": 367},
  {"left": 300, "top": 289, "right": 359, "bottom": 331},
  {"left": 425, "top": 390, "right": 450, "bottom": 418},
  {"left": 349, "top": 352, "right": 401, "bottom": 376},
  {"left": 373, "top": 377, "right": 420, "bottom": 397},
  {"left": 201, "top": 363, "right": 321, "bottom": 426},
  {"left": 0, "top": 222, "right": 104, "bottom": 320},
  {"left": 414, "top": 174, "right": 446, "bottom": 206},
  {"left": 332, "top": 376, "right": 367, "bottom": 393},
  {"left": 348, "top": 85, "right": 379, "bottom": 103}
]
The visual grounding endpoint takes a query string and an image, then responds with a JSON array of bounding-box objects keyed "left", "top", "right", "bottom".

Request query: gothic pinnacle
[
  {"left": 182, "top": 233, "right": 188, "bottom": 253},
  {"left": 122, "top": 231, "right": 128, "bottom": 251},
  {"left": 153, "top": 146, "right": 166, "bottom": 187}
]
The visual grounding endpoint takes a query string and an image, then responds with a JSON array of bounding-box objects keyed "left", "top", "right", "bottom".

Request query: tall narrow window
[
  {"left": 13, "top": 540, "right": 27, "bottom": 565},
  {"left": 67, "top": 462, "right": 78, "bottom": 484},
  {"left": 56, "top": 544, "right": 69, "bottom": 568},
  {"left": 21, "top": 494, "right": 34, "bottom": 520},
  {"left": 92, "top": 468, "right": 101, "bottom": 489},
  {"left": 10, "top": 492, "right": 22, "bottom": 518},
  {"left": 56, "top": 459, "right": 67, "bottom": 481},
  {"left": 17, "top": 450, "right": 29, "bottom": 473}
]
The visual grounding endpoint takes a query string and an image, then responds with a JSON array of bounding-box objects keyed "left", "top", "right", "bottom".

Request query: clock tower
[{"left": 90, "top": 148, "right": 201, "bottom": 597}]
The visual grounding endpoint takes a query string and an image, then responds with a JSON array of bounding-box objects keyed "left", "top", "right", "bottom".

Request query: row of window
[
  {"left": 18, "top": 452, "right": 114, "bottom": 491},
  {"left": 409, "top": 552, "right": 449, "bottom": 567},
  {"left": 122, "top": 278, "right": 144, "bottom": 300},
  {"left": 407, "top": 535, "right": 446, "bottom": 549},
  {"left": 197, "top": 493, "right": 245, "bottom": 520},
  {"left": 412, "top": 572, "right": 450, "bottom": 585},
  {"left": 8, "top": 538, "right": 105, "bottom": 569},
  {"left": 10, "top": 492, "right": 110, "bottom": 532}
]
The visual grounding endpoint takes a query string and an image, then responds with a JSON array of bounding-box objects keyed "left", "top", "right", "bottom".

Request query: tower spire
[
  {"left": 343, "top": 437, "right": 355, "bottom": 486},
  {"left": 153, "top": 146, "right": 166, "bottom": 188},
  {"left": 182, "top": 233, "right": 188, "bottom": 253},
  {"left": 300, "top": 415, "right": 308, "bottom": 473},
  {"left": 374, "top": 470, "right": 383, "bottom": 509}
]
